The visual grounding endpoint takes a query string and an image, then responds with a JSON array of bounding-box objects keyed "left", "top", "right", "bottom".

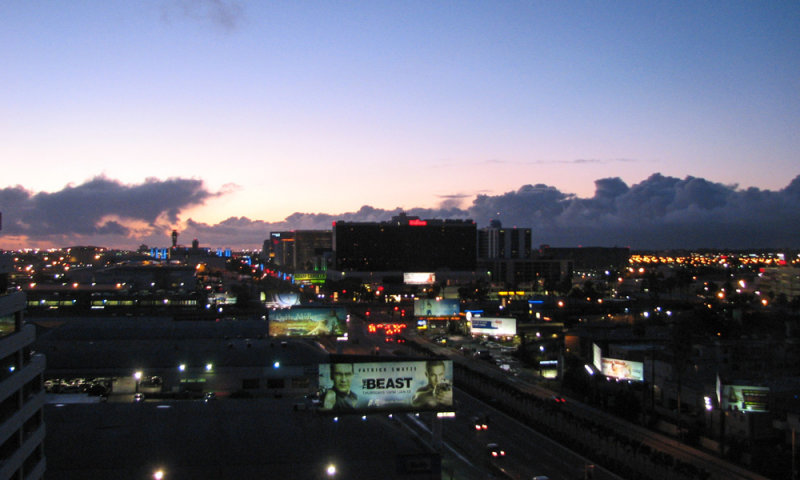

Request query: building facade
[
  {"left": 477, "top": 225, "right": 571, "bottom": 288},
  {"left": 334, "top": 214, "right": 476, "bottom": 272},
  {"left": 266, "top": 231, "right": 333, "bottom": 272},
  {"left": 0, "top": 251, "right": 46, "bottom": 479}
]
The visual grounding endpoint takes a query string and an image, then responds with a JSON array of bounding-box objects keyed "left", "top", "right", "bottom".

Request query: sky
[{"left": 1, "top": 1, "right": 798, "bottom": 251}]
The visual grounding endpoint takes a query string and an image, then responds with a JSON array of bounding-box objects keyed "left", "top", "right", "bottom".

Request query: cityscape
[
  {"left": 3, "top": 2, "right": 800, "bottom": 480},
  {"left": 1, "top": 215, "right": 800, "bottom": 479}
]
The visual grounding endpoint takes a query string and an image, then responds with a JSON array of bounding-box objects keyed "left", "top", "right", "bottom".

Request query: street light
[
  {"left": 153, "top": 469, "right": 164, "bottom": 479},
  {"left": 134, "top": 371, "right": 143, "bottom": 393},
  {"left": 326, "top": 464, "right": 336, "bottom": 477}
]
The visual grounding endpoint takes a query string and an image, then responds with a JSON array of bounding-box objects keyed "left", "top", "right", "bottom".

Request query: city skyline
[{"left": 2, "top": 2, "right": 799, "bottom": 250}]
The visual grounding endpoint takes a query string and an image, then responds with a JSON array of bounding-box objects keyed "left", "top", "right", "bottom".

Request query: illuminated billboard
[
  {"left": 294, "top": 272, "right": 327, "bottom": 285},
  {"left": 470, "top": 317, "right": 517, "bottom": 337},
  {"left": 601, "top": 357, "right": 644, "bottom": 381},
  {"left": 719, "top": 385, "right": 769, "bottom": 412},
  {"left": 262, "top": 292, "right": 301, "bottom": 308},
  {"left": 413, "top": 299, "right": 459, "bottom": 318},
  {"left": 404, "top": 272, "right": 436, "bottom": 285},
  {"left": 269, "top": 307, "right": 348, "bottom": 337},
  {"left": 318, "top": 359, "right": 454, "bottom": 413},
  {"left": 592, "top": 343, "right": 602, "bottom": 372}
]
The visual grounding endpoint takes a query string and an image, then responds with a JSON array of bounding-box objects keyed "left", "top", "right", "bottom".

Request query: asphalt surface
[{"left": 44, "top": 396, "right": 435, "bottom": 480}]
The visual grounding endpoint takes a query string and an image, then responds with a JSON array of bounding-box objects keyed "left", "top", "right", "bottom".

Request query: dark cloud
[
  {"left": 0, "top": 176, "right": 218, "bottom": 245},
  {"left": 463, "top": 173, "right": 800, "bottom": 249},
  {"left": 2, "top": 173, "right": 799, "bottom": 250},
  {"left": 234, "top": 173, "right": 800, "bottom": 250}
]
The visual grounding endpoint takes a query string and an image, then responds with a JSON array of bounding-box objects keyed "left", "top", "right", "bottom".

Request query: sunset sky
[{"left": 1, "top": 1, "right": 798, "bottom": 250}]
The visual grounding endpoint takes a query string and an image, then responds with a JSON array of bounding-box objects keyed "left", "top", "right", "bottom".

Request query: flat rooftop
[{"left": 45, "top": 396, "right": 434, "bottom": 480}]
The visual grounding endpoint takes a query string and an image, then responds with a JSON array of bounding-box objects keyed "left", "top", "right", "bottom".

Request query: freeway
[
  {"left": 339, "top": 312, "right": 768, "bottom": 479},
  {"left": 396, "top": 387, "right": 622, "bottom": 480},
  {"left": 413, "top": 332, "right": 769, "bottom": 480}
]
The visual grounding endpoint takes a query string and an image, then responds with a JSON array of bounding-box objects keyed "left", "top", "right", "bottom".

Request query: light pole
[{"left": 134, "top": 371, "right": 143, "bottom": 393}]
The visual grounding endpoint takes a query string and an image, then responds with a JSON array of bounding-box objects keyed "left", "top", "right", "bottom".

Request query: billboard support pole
[
  {"left": 792, "top": 426, "right": 797, "bottom": 480},
  {"left": 432, "top": 414, "right": 442, "bottom": 451}
]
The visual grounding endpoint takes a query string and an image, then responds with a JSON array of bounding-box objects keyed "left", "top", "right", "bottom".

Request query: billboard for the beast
[
  {"left": 601, "top": 357, "right": 644, "bottom": 381},
  {"left": 269, "top": 307, "right": 348, "bottom": 337},
  {"left": 413, "top": 299, "right": 459, "bottom": 318},
  {"left": 470, "top": 317, "right": 517, "bottom": 337},
  {"left": 318, "top": 359, "right": 454, "bottom": 413}
]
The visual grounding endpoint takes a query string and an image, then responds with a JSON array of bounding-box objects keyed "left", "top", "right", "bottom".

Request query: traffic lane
[
  {"left": 450, "top": 388, "right": 622, "bottom": 480},
  {"left": 395, "top": 412, "right": 488, "bottom": 480}
]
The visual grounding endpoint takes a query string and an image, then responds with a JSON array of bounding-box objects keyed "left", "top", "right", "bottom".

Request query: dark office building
[{"left": 334, "top": 214, "right": 476, "bottom": 272}]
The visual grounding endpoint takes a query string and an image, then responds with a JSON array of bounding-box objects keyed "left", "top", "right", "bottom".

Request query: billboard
[
  {"left": 318, "top": 359, "right": 454, "bottom": 413},
  {"left": 601, "top": 357, "right": 644, "bottom": 381},
  {"left": 413, "top": 299, "right": 459, "bottom": 318},
  {"left": 719, "top": 385, "right": 769, "bottom": 412},
  {"left": 470, "top": 317, "right": 517, "bottom": 337},
  {"left": 294, "top": 272, "right": 327, "bottom": 285},
  {"left": 592, "top": 343, "right": 602, "bottom": 372},
  {"left": 404, "top": 272, "right": 436, "bottom": 285},
  {"left": 263, "top": 292, "right": 301, "bottom": 308},
  {"left": 269, "top": 307, "right": 348, "bottom": 337}
]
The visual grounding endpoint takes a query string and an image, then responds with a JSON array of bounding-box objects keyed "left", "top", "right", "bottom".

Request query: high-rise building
[
  {"left": 477, "top": 224, "right": 571, "bottom": 288},
  {"left": 334, "top": 214, "right": 476, "bottom": 272},
  {"left": 0, "top": 217, "right": 47, "bottom": 478},
  {"left": 477, "top": 225, "right": 533, "bottom": 260},
  {"left": 266, "top": 231, "right": 332, "bottom": 272}
]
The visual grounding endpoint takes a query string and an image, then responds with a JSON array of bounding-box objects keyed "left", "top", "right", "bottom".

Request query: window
[{"left": 0, "top": 314, "right": 16, "bottom": 338}]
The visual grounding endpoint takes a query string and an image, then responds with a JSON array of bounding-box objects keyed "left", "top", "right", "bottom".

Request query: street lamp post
[{"left": 134, "top": 371, "right": 143, "bottom": 393}]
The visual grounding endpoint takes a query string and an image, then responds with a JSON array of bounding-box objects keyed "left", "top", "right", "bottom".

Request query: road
[
  {"left": 341, "top": 311, "right": 769, "bottom": 480},
  {"left": 393, "top": 387, "right": 619, "bottom": 480}
]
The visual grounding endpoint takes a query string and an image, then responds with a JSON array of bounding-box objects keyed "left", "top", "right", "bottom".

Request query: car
[
  {"left": 471, "top": 415, "right": 489, "bottom": 431},
  {"left": 532, "top": 476, "right": 550, "bottom": 480},
  {"left": 486, "top": 443, "right": 506, "bottom": 458},
  {"left": 203, "top": 392, "right": 217, "bottom": 402},
  {"left": 551, "top": 395, "right": 566, "bottom": 404},
  {"left": 133, "top": 393, "right": 145, "bottom": 403}
]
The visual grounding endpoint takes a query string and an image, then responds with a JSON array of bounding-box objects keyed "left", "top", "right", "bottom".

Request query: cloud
[
  {"left": 436, "top": 193, "right": 472, "bottom": 210},
  {"left": 2, "top": 173, "right": 799, "bottom": 250},
  {"left": 0, "top": 176, "right": 219, "bottom": 247},
  {"left": 463, "top": 173, "right": 800, "bottom": 249},
  {"left": 162, "top": 0, "right": 244, "bottom": 32}
]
